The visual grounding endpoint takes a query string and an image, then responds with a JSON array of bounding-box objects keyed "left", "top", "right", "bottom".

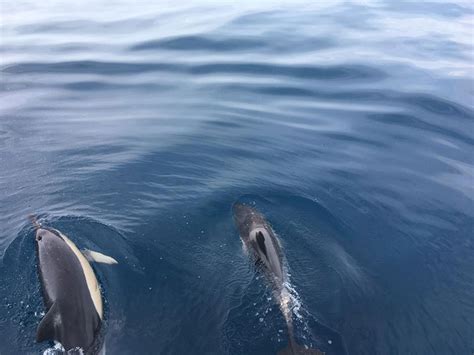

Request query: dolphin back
[{"left": 35, "top": 227, "right": 103, "bottom": 353}]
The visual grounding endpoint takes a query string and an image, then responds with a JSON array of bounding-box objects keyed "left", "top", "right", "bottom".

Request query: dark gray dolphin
[
  {"left": 32, "top": 217, "right": 116, "bottom": 354},
  {"left": 233, "top": 203, "right": 323, "bottom": 355}
]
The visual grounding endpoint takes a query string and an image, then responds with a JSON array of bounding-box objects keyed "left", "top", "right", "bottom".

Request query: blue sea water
[{"left": 0, "top": 0, "right": 473, "bottom": 354}]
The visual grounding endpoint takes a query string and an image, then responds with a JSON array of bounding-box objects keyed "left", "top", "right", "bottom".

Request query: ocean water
[{"left": 0, "top": 0, "right": 473, "bottom": 354}]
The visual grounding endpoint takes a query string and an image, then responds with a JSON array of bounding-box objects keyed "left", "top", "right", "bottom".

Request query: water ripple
[
  {"left": 132, "top": 35, "right": 266, "bottom": 52},
  {"left": 1, "top": 1, "right": 473, "bottom": 354},
  {"left": 2, "top": 60, "right": 386, "bottom": 82}
]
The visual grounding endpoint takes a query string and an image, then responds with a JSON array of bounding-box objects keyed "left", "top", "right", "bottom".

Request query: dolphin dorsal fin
[
  {"left": 82, "top": 249, "right": 118, "bottom": 265},
  {"left": 36, "top": 302, "right": 59, "bottom": 343}
]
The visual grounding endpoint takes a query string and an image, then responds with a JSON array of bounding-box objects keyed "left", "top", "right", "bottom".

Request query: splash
[
  {"left": 42, "top": 342, "right": 64, "bottom": 355},
  {"left": 277, "top": 266, "right": 339, "bottom": 352},
  {"left": 283, "top": 281, "right": 303, "bottom": 321},
  {"left": 43, "top": 343, "right": 85, "bottom": 355}
]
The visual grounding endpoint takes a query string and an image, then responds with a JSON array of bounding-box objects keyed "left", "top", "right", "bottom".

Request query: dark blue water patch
[
  {"left": 367, "top": 113, "right": 474, "bottom": 146},
  {"left": 271, "top": 85, "right": 471, "bottom": 117},
  {"left": 131, "top": 35, "right": 266, "bottom": 52},
  {"left": 255, "top": 86, "right": 315, "bottom": 98},
  {"left": 1, "top": 61, "right": 184, "bottom": 75},
  {"left": 263, "top": 193, "right": 473, "bottom": 354},
  {"left": 321, "top": 132, "right": 387, "bottom": 149},
  {"left": 98, "top": 197, "right": 243, "bottom": 354},
  {"left": 202, "top": 119, "right": 243, "bottom": 129},
  {"left": 61, "top": 81, "right": 174, "bottom": 92},
  {"left": 131, "top": 32, "right": 335, "bottom": 54},
  {"left": 2, "top": 61, "right": 386, "bottom": 82},
  {"left": 0, "top": 224, "right": 41, "bottom": 354},
  {"left": 220, "top": 82, "right": 474, "bottom": 120},
  {"left": 1, "top": 42, "right": 121, "bottom": 59},
  {"left": 1, "top": 80, "right": 174, "bottom": 93},
  {"left": 401, "top": 94, "right": 474, "bottom": 120}
]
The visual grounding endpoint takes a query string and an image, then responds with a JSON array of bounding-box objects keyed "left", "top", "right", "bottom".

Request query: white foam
[
  {"left": 43, "top": 344, "right": 85, "bottom": 355},
  {"left": 42, "top": 342, "right": 64, "bottom": 355}
]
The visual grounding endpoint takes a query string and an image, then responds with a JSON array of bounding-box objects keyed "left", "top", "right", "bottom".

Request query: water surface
[{"left": 1, "top": 1, "right": 473, "bottom": 354}]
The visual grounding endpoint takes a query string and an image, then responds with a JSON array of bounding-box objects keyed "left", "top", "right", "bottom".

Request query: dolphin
[
  {"left": 31, "top": 217, "right": 117, "bottom": 354},
  {"left": 233, "top": 203, "right": 323, "bottom": 355}
]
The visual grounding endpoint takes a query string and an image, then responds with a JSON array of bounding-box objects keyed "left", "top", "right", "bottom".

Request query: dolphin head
[
  {"left": 232, "top": 201, "right": 253, "bottom": 220},
  {"left": 35, "top": 227, "right": 64, "bottom": 252},
  {"left": 233, "top": 202, "right": 252, "bottom": 221},
  {"left": 232, "top": 203, "right": 262, "bottom": 242}
]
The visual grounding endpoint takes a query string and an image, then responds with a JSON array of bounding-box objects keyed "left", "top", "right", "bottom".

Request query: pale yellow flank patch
[{"left": 57, "top": 230, "right": 103, "bottom": 319}]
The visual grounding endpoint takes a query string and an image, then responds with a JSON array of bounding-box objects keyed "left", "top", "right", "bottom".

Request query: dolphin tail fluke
[
  {"left": 28, "top": 214, "right": 41, "bottom": 230},
  {"left": 277, "top": 341, "right": 325, "bottom": 355}
]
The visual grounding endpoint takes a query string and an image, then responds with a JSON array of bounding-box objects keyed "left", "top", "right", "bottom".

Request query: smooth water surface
[{"left": 1, "top": 1, "right": 473, "bottom": 354}]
